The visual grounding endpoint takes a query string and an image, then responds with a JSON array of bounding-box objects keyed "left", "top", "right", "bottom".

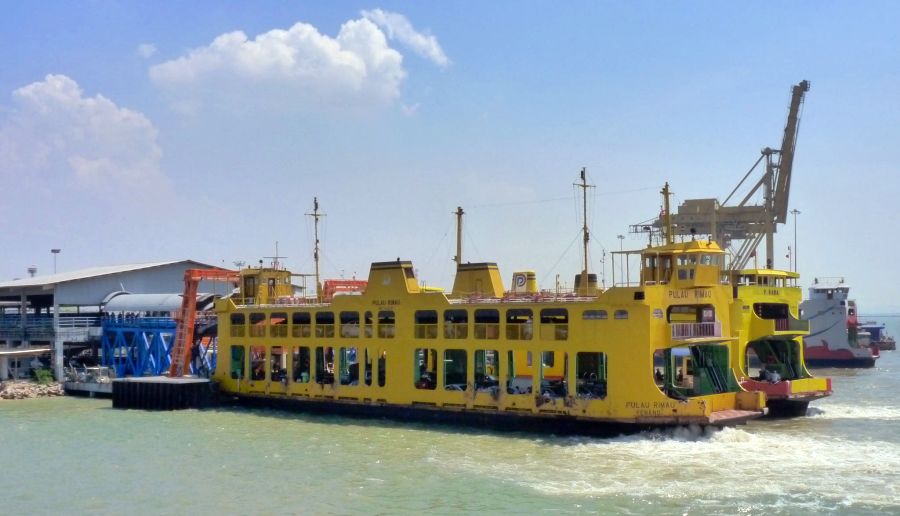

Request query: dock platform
[
  {"left": 112, "top": 376, "right": 212, "bottom": 410},
  {"left": 64, "top": 380, "right": 113, "bottom": 397}
]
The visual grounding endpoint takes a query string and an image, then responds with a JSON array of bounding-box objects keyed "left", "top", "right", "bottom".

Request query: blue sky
[{"left": 1, "top": 1, "right": 898, "bottom": 311}]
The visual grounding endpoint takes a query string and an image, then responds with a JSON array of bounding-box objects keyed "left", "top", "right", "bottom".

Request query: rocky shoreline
[{"left": 0, "top": 380, "right": 64, "bottom": 400}]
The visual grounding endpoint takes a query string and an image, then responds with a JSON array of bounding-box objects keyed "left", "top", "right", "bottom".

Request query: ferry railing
[
  {"left": 414, "top": 324, "right": 438, "bottom": 339},
  {"left": 750, "top": 314, "right": 809, "bottom": 336},
  {"left": 474, "top": 323, "right": 500, "bottom": 339},
  {"left": 506, "top": 324, "right": 533, "bottom": 340},
  {"left": 670, "top": 321, "right": 722, "bottom": 339},
  {"left": 231, "top": 326, "right": 246, "bottom": 337},
  {"left": 444, "top": 323, "right": 468, "bottom": 339},
  {"left": 540, "top": 323, "right": 569, "bottom": 341},
  {"left": 315, "top": 325, "right": 335, "bottom": 338},
  {"left": 292, "top": 325, "right": 312, "bottom": 338},
  {"left": 270, "top": 325, "right": 288, "bottom": 338},
  {"left": 340, "top": 324, "right": 360, "bottom": 338}
]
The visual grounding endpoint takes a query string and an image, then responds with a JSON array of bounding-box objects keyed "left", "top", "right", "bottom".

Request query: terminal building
[{"left": 0, "top": 260, "right": 225, "bottom": 381}]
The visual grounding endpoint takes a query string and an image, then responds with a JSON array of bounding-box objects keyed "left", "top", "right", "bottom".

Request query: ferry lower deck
[{"left": 226, "top": 390, "right": 762, "bottom": 436}]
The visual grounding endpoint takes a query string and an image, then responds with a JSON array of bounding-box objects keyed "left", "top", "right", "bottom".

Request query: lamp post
[
  {"left": 790, "top": 209, "right": 800, "bottom": 272},
  {"left": 51, "top": 249, "right": 61, "bottom": 274},
  {"left": 617, "top": 235, "right": 625, "bottom": 284}
]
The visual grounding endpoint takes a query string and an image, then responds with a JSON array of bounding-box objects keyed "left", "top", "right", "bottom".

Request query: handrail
[{"left": 671, "top": 321, "right": 722, "bottom": 339}]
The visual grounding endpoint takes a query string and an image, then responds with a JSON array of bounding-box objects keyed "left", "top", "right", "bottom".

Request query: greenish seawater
[{"left": 3, "top": 342, "right": 899, "bottom": 515}]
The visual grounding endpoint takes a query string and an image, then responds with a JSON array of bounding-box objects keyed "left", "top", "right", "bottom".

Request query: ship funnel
[
  {"left": 511, "top": 271, "right": 537, "bottom": 294},
  {"left": 574, "top": 273, "right": 598, "bottom": 295}
]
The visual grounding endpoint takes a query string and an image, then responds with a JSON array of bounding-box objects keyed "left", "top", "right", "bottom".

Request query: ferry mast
[
  {"left": 306, "top": 198, "right": 326, "bottom": 301},
  {"left": 454, "top": 206, "right": 464, "bottom": 266},
  {"left": 575, "top": 168, "right": 594, "bottom": 295}
]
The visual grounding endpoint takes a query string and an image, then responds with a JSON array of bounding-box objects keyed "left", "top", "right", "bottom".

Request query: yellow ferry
[
  {"left": 211, "top": 186, "right": 765, "bottom": 435},
  {"left": 728, "top": 268, "right": 832, "bottom": 417}
]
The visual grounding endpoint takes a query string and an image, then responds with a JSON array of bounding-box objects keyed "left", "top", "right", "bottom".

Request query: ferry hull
[
  {"left": 226, "top": 393, "right": 761, "bottom": 437},
  {"left": 739, "top": 377, "right": 832, "bottom": 417},
  {"left": 804, "top": 357, "right": 877, "bottom": 368},
  {"left": 764, "top": 399, "right": 812, "bottom": 418},
  {"left": 803, "top": 345, "right": 877, "bottom": 368}
]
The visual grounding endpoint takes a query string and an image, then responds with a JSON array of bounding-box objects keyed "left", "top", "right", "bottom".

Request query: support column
[
  {"left": 0, "top": 340, "right": 9, "bottom": 380},
  {"left": 20, "top": 293, "right": 28, "bottom": 347},
  {"left": 53, "top": 295, "right": 64, "bottom": 381}
]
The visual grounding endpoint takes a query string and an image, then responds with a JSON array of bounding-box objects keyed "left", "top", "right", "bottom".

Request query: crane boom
[{"left": 773, "top": 80, "right": 810, "bottom": 223}]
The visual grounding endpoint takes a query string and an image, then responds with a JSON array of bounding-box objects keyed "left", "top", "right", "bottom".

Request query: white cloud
[
  {"left": 361, "top": 9, "right": 449, "bottom": 67},
  {"left": 0, "top": 74, "right": 164, "bottom": 190},
  {"left": 401, "top": 102, "right": 420, "bottom": 116},
  {"left": 137, "top": 43, "right": 157, "bottom": 59},
  {"left": 149, "top": 17, "right": 408, "bottom": 110}
]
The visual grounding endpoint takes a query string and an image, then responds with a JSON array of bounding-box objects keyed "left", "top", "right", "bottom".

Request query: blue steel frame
[{"left": 100, "top": 316, "right": 216, "bottom": 376}]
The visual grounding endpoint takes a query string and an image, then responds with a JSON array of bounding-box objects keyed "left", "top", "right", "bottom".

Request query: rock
[{"left": 0, "top": 380, "right": 64, "bottom": 400}]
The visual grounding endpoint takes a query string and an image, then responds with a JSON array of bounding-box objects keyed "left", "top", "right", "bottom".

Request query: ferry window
[
  {"left": 540, "top": 308, "right": 568, "bottom": 340},
  {"left": 667, "top": 306, "right": 699, "bottom": 323},
  {"left": 474, "top": 350, "right": 499, "bottom": 391},
  {"left": 249, "top": 312, "right": 265, "bottom": 337},
  {"left": 364, "top": 348, "right": 373, "bottom": 386},
  {"left": 576, "top": 352, "right": 607, "bottom": 399},
  {"left": 444, "top": 309, "right": 468, "bottom": 339},
  {"left": 364, "top": 311, "right": 373, "bottom": 338},
  {"left": 414, "top": 310, "right": 438, "bottom": 339},
  {"left": 230, "top": 345, "right": 245, "bottom": 379},
  {"left": 292, "top": 312, "right": 311, "bottom": 338},
  {"left": 754, "top": 303, "right": 788, "bottom": 320},
  {"left": 474, "top": 309, "right": 500, "bottom": 339},
  {"left": 315, "top": 346, "right": 334, "bottom": 384},
  {"left": 271, "top": 346, "right": 286, "bottom": 382},
  {"left": 292, "top": 346, "right": 310, "bottom": 383},
  {"left": 230, "top": 313, "right": 246, "bottom": 337},
  {"left": 243, "top": 276, "right": 257, "bottom": 303},
  {"left": 443, "top": 349, "right": 467, "bottom": 391},
  {"left": 378, "top": 350, "right": 387, "bottom": 387},
  {"left": 339, "top": 347, "right": 359, "bottom": 385},
  {"left": 505, "top": 308, "right": 533, "bottom": 340},
  {"left": 507, "top": 350, "right": 529, "bottom": 394},
  {"left": 316, "top": 312, "right": 335, "bottom": 338},
  {"left": 583, "top": 309, "right": 608, "bottom": 320},
  {"left": 413, "top": 348, "right": 437, "bottom": 389},
  {"left": 539, "top": 351, "right": 566, "bottom": 398},
  {"left": 249, "top": 345, "right": 266, "bottom": 381},
  {"left": 614, "top": 309, "right": 629, "bottom": 320},
  {"left": 542, "top": 351, "right": 555, "bottom": 368},
  {"left": 271, "top": 312, "right": 287, "bottom": 338},
  {"left": 677, "top": 268, "right": 696, "bottom": 280},
  {"left": 340, "top": 311, "right": 360, "bottom": 338},
  {"left": 378, "top": 310, "right": 395, "bottom": 338}
]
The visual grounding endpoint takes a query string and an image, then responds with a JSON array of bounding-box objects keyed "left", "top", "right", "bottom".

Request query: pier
[{"left": 112, "top": 376, "right": 212, "bottom": 410}]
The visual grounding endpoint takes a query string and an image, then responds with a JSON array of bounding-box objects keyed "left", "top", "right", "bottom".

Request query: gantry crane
[{"left": 633, "top": 80, "right": 810, "bottom": 270}]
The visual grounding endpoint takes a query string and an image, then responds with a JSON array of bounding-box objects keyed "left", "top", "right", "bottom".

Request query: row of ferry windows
[
  {"left": 229, "top": 308, "right": 630, "bottom": 339},
  {"left": 229, "top": 345, "right": 607, "bottom": 400}
]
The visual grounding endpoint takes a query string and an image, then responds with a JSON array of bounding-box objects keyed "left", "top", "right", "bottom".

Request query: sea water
[{"left": 2, "top": 330, "right": 898, "bottom": 515}]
